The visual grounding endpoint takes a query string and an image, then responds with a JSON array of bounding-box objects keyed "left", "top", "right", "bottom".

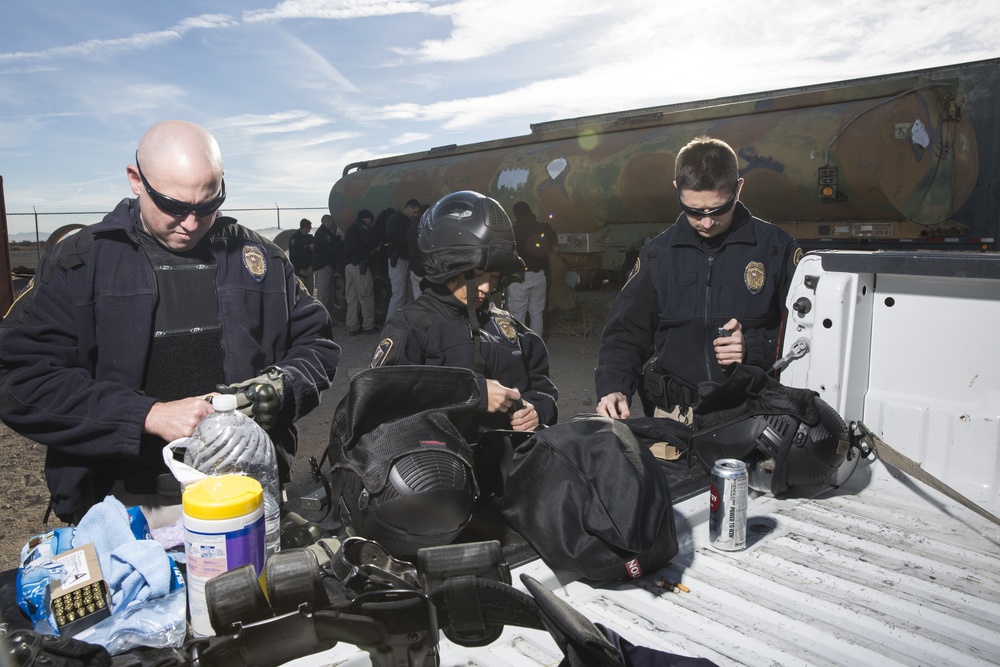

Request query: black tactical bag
[{"left": 502, "top": 415, "right": 679, "bottom": 582}]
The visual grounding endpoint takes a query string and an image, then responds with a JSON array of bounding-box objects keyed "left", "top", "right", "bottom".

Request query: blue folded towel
[
  {"left": 72, "top": 496, "right": 173, "bottom": 612},
  {"left": 107, "top": 540, "right": 172, "bottom": 609}
]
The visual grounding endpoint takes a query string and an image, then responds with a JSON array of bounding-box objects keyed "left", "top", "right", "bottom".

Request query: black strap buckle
[{"left": 330, "top": 536, "right": 421, "bottom": 593}]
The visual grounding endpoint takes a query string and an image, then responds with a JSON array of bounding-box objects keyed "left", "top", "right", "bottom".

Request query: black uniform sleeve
[
  {"left": 0, "top": 240, "right": 156, "bottom": 458},
  {"left": 518, "top": 329, "right": 559, "bottom": 426},
  {"left": 369, "top": 317, "right": 428, "bottom": 369}
]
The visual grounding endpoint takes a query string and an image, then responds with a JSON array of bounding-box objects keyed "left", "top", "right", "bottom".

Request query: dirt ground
[{"left": 0, "top": 289, "right": 615, "bottom": 571}]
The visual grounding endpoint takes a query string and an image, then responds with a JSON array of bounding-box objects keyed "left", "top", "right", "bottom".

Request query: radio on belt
[{"left": 709, "top": 458, "right": 748, "bottom": 551}]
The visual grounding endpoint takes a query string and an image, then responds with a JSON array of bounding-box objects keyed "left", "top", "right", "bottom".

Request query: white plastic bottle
[{"left": 184, "top": 394, "right": 282, "bottom": 558}]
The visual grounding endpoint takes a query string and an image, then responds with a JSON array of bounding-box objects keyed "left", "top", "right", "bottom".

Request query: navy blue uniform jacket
[
  {"left": 0, "top": 199, "right": 341, "bottom": 518},
  {"left": 595, "top": 202, "right": 800, "bottom": 404}
]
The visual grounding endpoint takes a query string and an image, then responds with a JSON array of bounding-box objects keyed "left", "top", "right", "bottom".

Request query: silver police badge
[
  {"left": 495, "top": 314, "right": 518, "bottom": 342},
  {"left": 242, "top": 244, "right": 268, "bottom": 283},
  {"left": 744, "top": 261, "right": 765, "bottom": 295}
]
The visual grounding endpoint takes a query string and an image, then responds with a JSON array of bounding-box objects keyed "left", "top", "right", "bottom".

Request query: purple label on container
[
  {"left": 224, "top": 515, "right": 266, "bottom": 574},
  {"left": 187, "top": 514, "right": 265, "bottom": 578}
]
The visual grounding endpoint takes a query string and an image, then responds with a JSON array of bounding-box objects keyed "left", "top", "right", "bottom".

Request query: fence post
[
  {"left": 33, "top": 207, "right": 41, "bottom": 262},
  {"left": 0, "top": 177, "right": 14, "bottom": 314},
  {"left": 275, "top": 203, "right": 281, "bottom": 230}
]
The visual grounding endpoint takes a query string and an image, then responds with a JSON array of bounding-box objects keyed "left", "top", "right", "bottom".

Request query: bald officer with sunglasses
[
  {"left": 595, "top": 136, "right": 801, "bottom": 428},
  {"left": 0, "top": 120, "right": 340, "bottom": 526}
]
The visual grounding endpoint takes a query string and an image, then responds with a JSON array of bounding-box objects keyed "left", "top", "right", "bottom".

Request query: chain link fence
[{"left": 5, "top": 205, "right": 329, "bottom": 244}]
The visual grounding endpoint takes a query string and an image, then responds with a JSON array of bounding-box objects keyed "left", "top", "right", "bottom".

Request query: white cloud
[
  {"left": 386, "top": 132, "right": 431, "bottom": 148},
  {"left": 361, "top": 0, "right": 1000, "bottom": 136},
  {"left": 271, "top": 30, "right": 361, "bottom": 93},
  {"left": 220, "top": 111, "right": 332, "bottom": 135},
  {"left": 176, "top": 14, "right": 239, "bottom": 30},
  {"left": 0, "top": 14, "right": 237, "bottom": 65},
  {"left": 402, "top": 0, "right": 606, "bottom": 62},
  {"left": 244, "top": 0, "right": 432, "bottom": 23}
]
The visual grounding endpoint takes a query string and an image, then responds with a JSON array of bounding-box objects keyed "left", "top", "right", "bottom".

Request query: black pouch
[{"left": 502, "top": 415, "right": 678, "bottom": 581}]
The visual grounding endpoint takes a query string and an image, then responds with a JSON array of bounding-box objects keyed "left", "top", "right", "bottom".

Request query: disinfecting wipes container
[{"left": 183, "top": 474, "right": 265, "bottom": 637}]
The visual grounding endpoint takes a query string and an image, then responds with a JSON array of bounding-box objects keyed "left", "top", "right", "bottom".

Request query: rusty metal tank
[{"left": 330, "top": 59, "right": 1000, "bottom": 306}]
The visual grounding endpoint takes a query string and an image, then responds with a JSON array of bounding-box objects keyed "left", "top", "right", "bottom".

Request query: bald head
[
  {"left": 127, "top": 120, "right": 226, "bottom": 251},
  {"left": 137, "top": 120, "right": 223, "bottom": 184}
]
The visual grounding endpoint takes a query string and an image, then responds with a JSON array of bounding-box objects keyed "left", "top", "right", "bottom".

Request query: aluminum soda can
[{"left": 709, "top": 458, "right": 748, "bottom": 551}]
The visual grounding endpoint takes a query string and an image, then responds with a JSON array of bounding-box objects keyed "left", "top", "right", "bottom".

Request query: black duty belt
[
  {"left": 120, "top": 464, "right": 182, "bottom": 497},
  {"left": 643, "top": 363, "right": 698, "bottom": 411}
]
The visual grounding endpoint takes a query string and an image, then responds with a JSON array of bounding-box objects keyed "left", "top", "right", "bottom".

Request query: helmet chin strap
[
  {"left": 463, "top": 271, "right": 487, "bottom": 375},
  {"left": 465, "top": 272, "right": 481, "bottom": 338}
]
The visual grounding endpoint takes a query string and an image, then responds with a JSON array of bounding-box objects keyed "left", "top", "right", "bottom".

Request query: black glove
[
  {"left": 217, "top": 366, "right": 289, "bottom": 431},
  {"left": 4, "top": 629, "right": 112, "bottom": 667}
]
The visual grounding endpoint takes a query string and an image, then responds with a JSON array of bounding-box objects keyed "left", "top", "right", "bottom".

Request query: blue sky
[{"left": 2, "top": 0, "right": 999, "bottom": 233}]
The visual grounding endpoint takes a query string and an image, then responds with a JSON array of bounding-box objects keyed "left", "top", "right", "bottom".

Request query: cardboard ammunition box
[{"left": 49, "top": 542, "right": 111, "bottom": 636}]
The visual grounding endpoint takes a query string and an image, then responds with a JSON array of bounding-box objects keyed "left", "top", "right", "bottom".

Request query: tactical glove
[{"left": 217, "top": 366, "right": 289, "bottom": 431}]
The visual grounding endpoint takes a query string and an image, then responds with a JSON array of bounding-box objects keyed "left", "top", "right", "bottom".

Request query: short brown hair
[{"left": 674, "top": 136, "right": 739, "bottom": 193}]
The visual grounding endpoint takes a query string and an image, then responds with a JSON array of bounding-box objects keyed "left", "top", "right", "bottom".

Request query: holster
[{"left": 641, "top": 359, "right": 697, "bottom": 417}]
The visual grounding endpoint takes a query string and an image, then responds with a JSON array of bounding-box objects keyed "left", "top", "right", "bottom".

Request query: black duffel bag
[{"left": 501, "top": 414, "right": 678, "bottom": 582}]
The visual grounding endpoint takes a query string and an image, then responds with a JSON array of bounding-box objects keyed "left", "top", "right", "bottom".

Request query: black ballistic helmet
[
  {"left": 418, "top": 190, "right": 524, "bottom": 284},
  {"left": 328, "top": 366, "right": 482, "bottom": 559},
  {"left": 691, "top": 396, "right": 855, "bottom": 496},
  {"left": 338, "top": 448, "right": 474, "bottom": 558}
]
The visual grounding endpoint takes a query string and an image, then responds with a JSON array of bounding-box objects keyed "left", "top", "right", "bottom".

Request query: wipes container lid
[{"left": 183, "top": 475, "right": 263, "bottom": 521}]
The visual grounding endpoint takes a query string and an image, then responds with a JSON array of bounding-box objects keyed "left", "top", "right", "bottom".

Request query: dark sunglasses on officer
[
  {"left": 676, "top": 186, "right": 739, "bottom": 219},
  {"left": 135, "top": 153, "right": 227, "bottom": 219}
]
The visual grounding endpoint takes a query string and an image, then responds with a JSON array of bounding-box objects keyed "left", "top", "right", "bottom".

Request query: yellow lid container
[{"left": 183, "top": 475, "right": 263, "bottom": 521}]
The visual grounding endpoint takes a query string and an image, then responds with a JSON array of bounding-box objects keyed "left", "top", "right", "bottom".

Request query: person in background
[
  {"left": 371, "top": 190, "right": 558, "bottom": 435},
  {"left": 595, "top": 136, "right": 801, "bottom": 438},
  {"left": 343, "top": 209, "right": 378, "bottom": 336},
  {"left": 505, "top": 201, "right": 554, "bottom": 337},
  {"left": 0, "top": 120, "right": 340, "bottom": 527},
  {"left": 408, "top": 203, "right": 432, "bottom": 300},
  {"left": 384, "top": 198, "right": 420, "bottom": 320},
  {"left": 313, "top": 213, "right": 344, "bottom": 321},
  {"left": 288, "top": 217, "right": 314, "bottom": 294}
]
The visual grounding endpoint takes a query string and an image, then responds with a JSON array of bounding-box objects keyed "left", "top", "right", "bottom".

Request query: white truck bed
[
  {"left": 294, "top": 250, "right": 1000, "bottom": 666},
  {"left": 295, "top": 455, "right": 1000, "bottom": 666}
]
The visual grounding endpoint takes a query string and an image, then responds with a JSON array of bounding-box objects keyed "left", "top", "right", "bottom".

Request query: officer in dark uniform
[
  {"left": 595, "top": 136, "right": 801, "bottom": 437},
  {"left": 0, "top": 121, "right": 340, "bottom": 527},
  {"left": 370, "top": 190, "right": 558, "bottom": 434},
  {"left": 288, "top": 218, "right": 314, "bottom": 293}
]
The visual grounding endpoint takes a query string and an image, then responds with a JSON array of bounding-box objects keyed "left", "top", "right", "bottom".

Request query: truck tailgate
[{"left": 292, "top": 457, "right": 1000, "bottom": 666}]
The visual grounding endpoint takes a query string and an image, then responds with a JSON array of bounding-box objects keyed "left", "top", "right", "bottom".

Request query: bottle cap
[{"left": 212, "top": 394, "right": 238, "bottom": 412}]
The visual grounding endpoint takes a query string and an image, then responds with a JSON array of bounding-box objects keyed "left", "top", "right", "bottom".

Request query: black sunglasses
[
  {"left": 135, "top": 155, "right": 226, "bottom": 219},
  {"left": 677, "top": 188, "right": 738, "bottom": 219}
]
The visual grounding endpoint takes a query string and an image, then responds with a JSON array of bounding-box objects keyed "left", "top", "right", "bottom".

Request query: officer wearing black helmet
[{"left": 370, "top": 190, "right": 558, "bottom": 434}]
